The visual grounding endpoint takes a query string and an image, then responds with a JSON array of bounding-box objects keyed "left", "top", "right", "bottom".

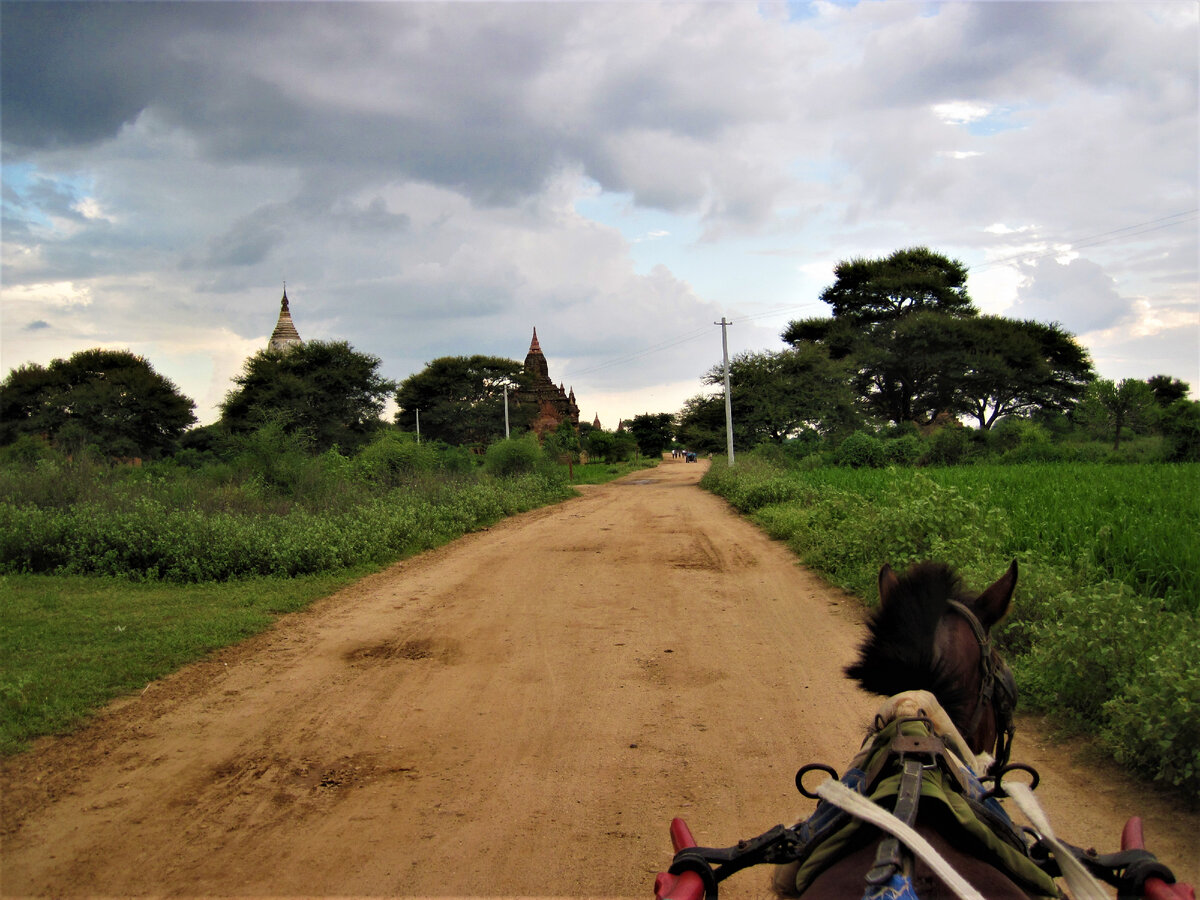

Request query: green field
[
  {"left": 701, "top": 456, "right": 1200, "bottom": 798},
  {"left": 0, "top": 448, "right": 657, "bottom": 753}
]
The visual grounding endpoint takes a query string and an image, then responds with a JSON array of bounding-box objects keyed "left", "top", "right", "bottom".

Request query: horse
[
  {"left": 771, "top": 559, "right": 1044, "bottom": 899},
  {"left": 655, "top": 560, "right": 1192, "bottom": 900}
]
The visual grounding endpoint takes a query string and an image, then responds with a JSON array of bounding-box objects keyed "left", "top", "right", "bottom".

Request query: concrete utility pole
[
  {"left": 716, "top": 317, "right": 735, "bottom": 466},
  {"left": 416, "top": 409, "right": 421, "bottom": 444},
  {"left": 504, "top": 385, "right": 510, "bottom": 438}
]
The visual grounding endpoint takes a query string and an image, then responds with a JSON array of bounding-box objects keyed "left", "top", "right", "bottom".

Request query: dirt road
[{"left": 2, "top": 459, "right": 1196, "bottom": 898}]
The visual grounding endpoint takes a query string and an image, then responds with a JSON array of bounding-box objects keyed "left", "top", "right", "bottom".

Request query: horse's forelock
[{"left": 845, "top": 562, "right": 976, "bottom": 729}]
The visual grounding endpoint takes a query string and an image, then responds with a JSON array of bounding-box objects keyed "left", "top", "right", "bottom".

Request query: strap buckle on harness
[{"left": 864, "top": 721, "right": 947, "bottom": 885}]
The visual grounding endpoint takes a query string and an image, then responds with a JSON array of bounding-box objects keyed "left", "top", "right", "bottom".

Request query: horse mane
[{"left": 844, "top": 562, "right": 976, "bottom": 732}]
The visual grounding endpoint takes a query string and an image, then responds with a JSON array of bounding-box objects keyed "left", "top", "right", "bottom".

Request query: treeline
[
  {"left": 0, "top": 343, "right": 655, "bottom": 465},
  {"left": 676, "top": 248, "right": 1199, "bottom": 463}
]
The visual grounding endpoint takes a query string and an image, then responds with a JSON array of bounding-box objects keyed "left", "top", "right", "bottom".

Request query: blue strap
[{"left": 862, "top": 872, "right": 921, "bottom": 900}]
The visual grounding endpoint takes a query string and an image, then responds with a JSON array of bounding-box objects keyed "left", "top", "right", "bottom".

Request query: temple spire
[{"left": 268, "top": 286, "right": 303, "bottom": 352}]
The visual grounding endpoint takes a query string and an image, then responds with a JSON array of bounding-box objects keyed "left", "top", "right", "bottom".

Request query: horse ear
[
  {"left": 975, "top": 559, "right": 1018, "bottom": 627},
  {"left": 878, "top": 563, "right": 900, "bottom": 608}
]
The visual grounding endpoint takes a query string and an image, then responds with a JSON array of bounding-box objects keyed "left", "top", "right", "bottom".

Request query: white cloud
[
  {"left": 1, "top": 0, "right": 1196, "bottom": 428},
  {"left": 933, "top": 101, "right": 994, "bottom": 125}
]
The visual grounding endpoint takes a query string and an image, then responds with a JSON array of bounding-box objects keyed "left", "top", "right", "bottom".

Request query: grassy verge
[
  {"left": 569, "top": 457, "right": 660, "bottom": 484},
  {"left": 700, "top": 455, "right": 1200, "bottom": 798},
  {"left": 0, "top": 571, "right": 366, "bottom": 754}
]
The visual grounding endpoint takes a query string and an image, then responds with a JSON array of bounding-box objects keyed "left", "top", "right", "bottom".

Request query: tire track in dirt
[{"left": 2, "top": 459, "right": 1196, "bottom": 897}]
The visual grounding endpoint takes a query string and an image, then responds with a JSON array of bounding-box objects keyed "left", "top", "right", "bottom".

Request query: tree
[
  {"left": 393, "top": 355, "right": 530, "bottom": 446},
  {"left": 220, "top": 340, "right": 395, "bottom": 453},
  {"left": 1080, "top": 378, "right": 1157, "bottom": 450},
  {"left": 955, "top": 317, "right": 1094, "bottom": 429},
  {"left": 846, "top": 311, "right": 972, "bottom": 427},
  {"left": 0, "top": 348, "right": 196, "bottom": 458},
  {"left": 816, "top": 246, "right": 974, "bottom": 325},
  {"left": 1161, "top": 399, "right": 1200, "bottom": 462},
  {"left": 783, "top": 247, "right": 978, "bottom": 427},
  {"left": 784, "top": 248, "right": 1094, "bottom": 429},
  {"left": 626, "top": 413, "right": 675, "bottom": 458},
  {"left": 1147, "top": 375, "right": 1190, "bottom": 408},
  {"left": 581, "top": 426, "right": 637, "bottom": 463},
  {"left": 674, "top": 394, "right": 728, "bottom": 454},
  {"left": 704, "top": 345, "right": 859, "bottom": 444}
]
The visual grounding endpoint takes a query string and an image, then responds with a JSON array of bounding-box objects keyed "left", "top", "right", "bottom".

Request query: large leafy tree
[
  {"left": 626, "top": 412, "right": 675, "bottom": 458},
  {"left": 784, "top": 247, "right": 1093, "bottom": 429},
  {"left": 394, "top": 355, "right": 530, "bottom": 446},
  {"left": 0, "top": 348, "right": 196, "bottom": 458},
  {"left": 220, "top": 340, "right": 395, "bottom": 453},
  {"left": 955, "top": 317, "right": 1094, "bottom": 429},
  {"left": 1078, "top": 378, "right": 1157, "bottom": 450},
  {"left": 700, "top": 344, "right": 859, "bottom": 446},
  {"left": 816, "top": 246, "right": 974, "bottom": 324},
  {"left": 674, "top": 394, "right": 728, "bottom": 454},
  {"left": 1146, "top": 374, "right": 1190, "bottom": 408},
  {"left": 784, "top": 247, "right": 978, "bottom": 427}
]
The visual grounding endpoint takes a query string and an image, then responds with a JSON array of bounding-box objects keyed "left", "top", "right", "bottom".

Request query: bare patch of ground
[{"left": 2, "top": 459, "right": 1195, "bottom": 897}]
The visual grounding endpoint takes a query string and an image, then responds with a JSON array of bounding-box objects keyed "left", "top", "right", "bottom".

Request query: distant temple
[
  {"left": 267, "top": 288, "right": 303, "bottom": 352},
  {"left": 515, "top": 328, "right": 580, "bottom": 439}
]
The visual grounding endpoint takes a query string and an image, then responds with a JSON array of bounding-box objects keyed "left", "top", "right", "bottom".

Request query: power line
[
  {"left": 968, "top": 209, "right": 1198, "bottom": 273},
  {"left": 566, "top": 301, "right": 824, "bottom": 380},
  {"left": 566, "top": 210, "right": 1196, "bottom": 382}
]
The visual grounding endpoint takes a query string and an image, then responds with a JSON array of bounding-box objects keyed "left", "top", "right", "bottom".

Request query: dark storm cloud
[
  {"left": 0, "top": 2, "right": 789, "bottom": 214},
  {"left": 1, "top": 2, "right": 596, "bottom": 205},
  {"left": 0, "top": 2, "right": 263, "bottom": 150}
]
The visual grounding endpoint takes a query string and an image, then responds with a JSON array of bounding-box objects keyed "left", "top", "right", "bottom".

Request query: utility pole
[
  {"left": 716, "top": 317, "right": 735, "bottom": 466},
  {"left": 416, "top": 408, "right": 421, "bottom": 444},
  {"left": 504, "top": 385, "right": 510, "bottom": 438}
]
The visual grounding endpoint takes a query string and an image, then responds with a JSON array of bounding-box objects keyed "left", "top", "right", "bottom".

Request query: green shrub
[
  {"left": 353, "top": 431, "right": 439, "bottom": 484},
  {"left": 1161, "top": 400, "right": 1200, "bottom": 462},
  {"left": 482, "top": 435, "right": 544, "bottom": 477},
  {"left": 884, "top": 434, "right": 923, "bottom": 466},
  {"left": 835, "top": 432, "right": 886, "bottom": 468},
  {"left": 924, "top": 426, "right": 971, "bottom": 465},
  {"left": 1101, "top": 619, "right": 1200, "bottom": 791}
]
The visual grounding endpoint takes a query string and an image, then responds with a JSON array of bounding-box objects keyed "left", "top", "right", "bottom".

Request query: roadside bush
[
  {"left": 353, "top": 431, "right": 439, "bottom": 484},
  {"left": 923, "top": 425, "right": 971, "bottom": 465},
  {"left": 835, "top": 432, "right": 886, "bottom": 468},
  {"left": 884, "top": 434, "right": 923, "bottom": 466},
  {"left": 1161, "top": 400, "right": 1200, "bottom": 462},
  {"left": 483, "top": 435, "right": 544, "bottom": 478},
  {"left": 1101, "top": 620, "right": 1200, "bottom": 791}
]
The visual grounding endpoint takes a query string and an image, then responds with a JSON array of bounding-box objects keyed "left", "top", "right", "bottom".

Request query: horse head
[{"left": 845, "top": 560, "right": 1019, "bottom": 769}]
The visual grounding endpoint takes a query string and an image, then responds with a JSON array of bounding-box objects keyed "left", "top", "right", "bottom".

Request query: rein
[{"left": 945, "top": 599, "right": 1017, "bottom": 771}]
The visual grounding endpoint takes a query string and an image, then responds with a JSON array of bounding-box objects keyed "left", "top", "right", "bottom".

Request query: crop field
[{"left": 701, "top": 456, "right": 1200, "bottom": 797}]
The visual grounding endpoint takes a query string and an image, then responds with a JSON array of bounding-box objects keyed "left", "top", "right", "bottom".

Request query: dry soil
[{"left": 2, "top": 458, "right": 1196, "bottom": 898}]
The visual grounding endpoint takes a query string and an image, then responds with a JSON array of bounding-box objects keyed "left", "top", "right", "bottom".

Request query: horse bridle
[{"left": 946, "top": 599, "right": 1017, "bottom": 772}]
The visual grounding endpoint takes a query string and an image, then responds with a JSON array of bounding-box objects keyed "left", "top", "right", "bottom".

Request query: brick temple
[{"left": 515, "top": 328, "right": 580, "bottom": 439}]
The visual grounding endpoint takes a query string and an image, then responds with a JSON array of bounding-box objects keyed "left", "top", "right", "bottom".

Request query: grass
[
  {"left": 700, "top": 455, "right": 1200, "bottom": 797},
  {"left": 568, "top": 457, "right": 660, "bottom": 484},
  {"left": 0, "top": 570, "right": 365, "bottom": 754}
]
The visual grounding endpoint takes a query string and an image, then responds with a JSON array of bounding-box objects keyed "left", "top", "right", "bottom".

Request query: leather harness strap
[
  {"left": 944, "top": 599, "right": 1018, "bottom": 771},
  {"left": 864, "top": 729, "right": 946, "bottom": 885}
]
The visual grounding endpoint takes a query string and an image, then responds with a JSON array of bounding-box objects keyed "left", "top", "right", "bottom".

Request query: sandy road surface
[{"left": 2, "top": 459, "right": 1196, "bottom": 898}]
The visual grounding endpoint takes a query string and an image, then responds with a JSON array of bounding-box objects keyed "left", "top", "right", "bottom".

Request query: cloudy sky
[{"left": 3, "top": 1, "right": 1197, "bottom": 430}]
